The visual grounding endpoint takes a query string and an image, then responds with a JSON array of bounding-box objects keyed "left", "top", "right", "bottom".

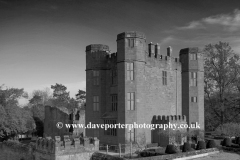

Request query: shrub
[
  {"left": 140, "top": 151, "right": 157, "bottom": 157},
  {"left": 146, "top": 143, "right": 158, "bottom": 148},
  {"left": 154, "top": 147, "right": 165, "bottom": 154},
  {"left": 182, "top": 142, "right": 192, "bottom": 152},
  {"left": 191, "top": 143, "right": 196, "bottom": 149},
  {"left": 180, "top": 145, "right": 183, "bottom": 150},
  {"left": 206, "top": 140, "right": 216, "bottom": 148},
  {"left": 165, "top": 144, "right": 177, "bottom": 154},
  {"left": 196, "top": 141, "right": 206, "bottom": 150},
  {"left": 156, "top": 152, "right": 165, "bottom": 156},
  {"left": 146, "top": 151, "right": 150, "bottom": 157},
  {"left": 222, "top": 138, "right": 231, "bottom": 147},
  {"left": 140, "top": 151, "right": 148, "bottom": 157},
  {"left": 148, "top": 151, "right": 156, "bottom": 156},
  {"left": 236, "top": 137, "right": 240, "bottom": 145},
  {"left": 215, "top": 123, "right": 240, "bottom": 138},
  {"left": 231, "top": 144, "right": 240, "bottom": 148}
]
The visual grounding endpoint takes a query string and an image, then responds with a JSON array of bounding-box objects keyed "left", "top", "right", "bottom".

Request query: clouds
[
  {"left": 177, "top": 21, "right": 205, "bottom": 30},
  {"left": 160, "top": 36, "right": 175, "bottom": 45},
  {"left": 160, "top": 9, "right": 240, "bottom": 56},
  {"left": 203, "top": 9, "right": 240, "bottom": 32},
  {"left": 178, "top": 9, "right": 240, "bottom": 32}
]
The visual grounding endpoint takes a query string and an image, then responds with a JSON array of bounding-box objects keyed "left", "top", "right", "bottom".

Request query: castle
[
  {"left": 0, "top": 136, "right": 100, "bottom": 160},
  {"left": 44, "top": 106, "right": 85, "bottom": 138},
  {"left": 85, "top": 31, "right": 204, "bottom": 146}
]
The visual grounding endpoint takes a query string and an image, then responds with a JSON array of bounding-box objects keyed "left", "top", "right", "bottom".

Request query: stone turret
[
  {"left": 180, "top": 48, "right": 204, "bottom": 131},
  {"left": 152, "top": 115, "right": 187, "bottom": 147},
  {"left": 86, "top": 44, "right": 110, "bottom": 71}
]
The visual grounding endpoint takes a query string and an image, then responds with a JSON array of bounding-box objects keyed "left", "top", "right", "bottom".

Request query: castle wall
[
  {"left": 72, "top": 109, "right": 85, "bottom": 137},
  {"left": 116, "top": 61, "right": 126, "bottom": 145},
  {"left": 100, "top": 55, "right": 120, "bottom": 145},
  {"left": 44, "top": 106, "right": 71, "bottom": 139},
  {"left": 0, "top": 141, "right": 34, "bottom": 160},
  {"left": 34, "top": 136, "right": 99, "bottom": 160},
  {"left": 180, "top": 48, "right": 204, "bottom": 130},
  {"left": 151, "top": 115, "right": 187, "bottom": 147},
  {"left": 136, "top": 57, "right": 182, "bottom": 144},
  {"left": 85, "top": 31, "right": 204, "bottom": 146},
  {"left": 85, "top": 69, "right": 97, "bottom": 138},
  {"left": 0, "top": 136, "right": 99, "bottom": 160},
  {"left": 198, "top": 71, "right": 205, "bottom": 130},
  {"left": 117, "top": 32, "right": 148, "bottom": 145},
  {"left": 85, "top": 45, "right": 112, "bottom": 144},
  {"left": 115, "top": 31, "right": 183, "bottom": 144}
]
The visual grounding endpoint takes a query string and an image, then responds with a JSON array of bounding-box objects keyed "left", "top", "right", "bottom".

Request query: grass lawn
[{"left": 193, "top": 151, "right": 240, "bottom": 160}]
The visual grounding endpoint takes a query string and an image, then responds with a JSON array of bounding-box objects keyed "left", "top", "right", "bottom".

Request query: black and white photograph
[{"left": 1, "top": 0, "right": 240, "bottom": 159}]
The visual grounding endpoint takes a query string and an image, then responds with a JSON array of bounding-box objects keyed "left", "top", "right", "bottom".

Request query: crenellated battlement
[
  {"left": 179, "top": 47, "right": 199, "bottom": 55},
  {"left": 145, "top": 46, "right": 181, "bottom": 71},
  {"left": 106, "top": 52, "right": 117, "bottom": 59},
  {"left": 148, "top": 43, "right": 173, "bottom": 57},
  {"left": 86, "top": 32, "right": 183, "bottom": 71},
  {"left": 117, "top": 31, "right": 146, "bottom": 41},
  {"left": 90, "top": 50, "right": 109, "bottom": 60},
  {"left": 36, "top": 137, "right": 55, "bottom": 153},
  {"left": 35, "top": 135, "right": 99, "bottom": 154},
  {"left": 144, "top": 42, "right": 183, "bottom": 71},
  {"left": 147, "top": 43, "right": 174, "bottom": 58},
  {"left": 152, "top": 115, "right": 188, "bottom": 147},
  {"left": 152, "top": 115, "right": 186, "bottom": 124},
  {"left": 85, "top": 45, "right": 111, "bottom": 70},
  {"left": 146, "top": 52, "right": 180, "bottom": 62},
  {"left": 86, "top": 32, "right": 199, "bottom": 68},
  {"left": 86, "top": 44, "right": 109, "bottom": 52}
]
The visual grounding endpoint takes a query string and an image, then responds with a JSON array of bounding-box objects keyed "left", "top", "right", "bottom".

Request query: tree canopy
[
  {"left": 0, "top": 85, "right": 35, "bottom": 139},
  {"left": 49, "top": 83, "right": 78, "bottom": 110},
  {"left": 204, "top": 42, "right": 240, "bottom": 130},
  {"left": 29, "top": 95, "right": 42, "bottom": 105},
  {"left": 51, "top": 83, "right": 70, "bottom": 102},
  {"left": 31, "top": 88, "right": 52, "bottom": 105}
]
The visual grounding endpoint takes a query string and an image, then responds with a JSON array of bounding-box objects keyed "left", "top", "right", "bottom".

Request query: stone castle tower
[{"left": 85, "top": 31, "right": 204, "bottom": 145}]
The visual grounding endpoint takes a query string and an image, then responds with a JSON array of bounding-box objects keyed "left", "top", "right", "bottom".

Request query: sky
[{"left": 0, "top": 0, "right": 240, "bottom": 105}]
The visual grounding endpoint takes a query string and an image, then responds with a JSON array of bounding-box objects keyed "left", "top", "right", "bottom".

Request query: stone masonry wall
[
  {"left": 85, "top": 45, "right": 110, "bottom": 143},
  {"left": 136, "top": 56, "right": 182, "bottom": 144},
  {"left": 151, "top": 115, "right": 187, "bottom": 147},
  {"left": 0, "top": 141, "right": 35, "bottom": 160},
  {"left": 85, "top": 31, "right": 204, "bottom": 147},
  {"left": 0, "top": 136, "right": 99, "bottom": 160},
  {"left": 44, "top": 106, "right": 71, "bottom": 139}
]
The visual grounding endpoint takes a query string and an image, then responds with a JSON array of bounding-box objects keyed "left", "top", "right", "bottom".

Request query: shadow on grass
[{"left": 219, "top": 146, "right": 240, "bottom": 155}]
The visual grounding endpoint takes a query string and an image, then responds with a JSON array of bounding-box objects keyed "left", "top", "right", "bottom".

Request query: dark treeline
[{"left": 0, "top": 83, "right": 86, "bottom": 141}]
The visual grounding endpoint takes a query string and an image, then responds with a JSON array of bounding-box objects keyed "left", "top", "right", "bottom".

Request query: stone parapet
[{"left": 35, "top": 135, "right": 99, "bottom": 155}]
